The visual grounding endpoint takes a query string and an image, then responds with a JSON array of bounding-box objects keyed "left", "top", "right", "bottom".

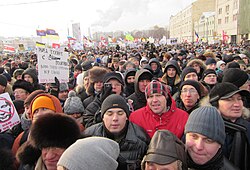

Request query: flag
[
  {"left": 52, "top": 43, "right": 60, "bottom": 49},
  {"left": 46, "top": 29, "right": 57, "bottom": 35},
  {"left": 222, "top": 30, "right": 229, "bottom": 43},
  {"left": 36, "top": 42, "right": 46, "bottom": 47},
  {"left": 83, "top": 35, "right": 88, "bottom": 40},
  {"left": 67, "top": 36, "right": 76, "bottom": 41},
  {"left": 195, "top": 31, "right": 199, "bottom": 42},
  {"left": 125, "top": 34, "right": 134, "bottom": 41},
  {"left": 36, "top": 30, "right": 46, "bottom": 36},
  {"left": 3, "top": 45, "right": 15, "bottom": 52}
]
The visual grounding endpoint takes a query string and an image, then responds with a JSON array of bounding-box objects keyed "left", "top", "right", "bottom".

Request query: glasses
[{"left": 181, "top": 89, "right": 198, "bottom": 94}]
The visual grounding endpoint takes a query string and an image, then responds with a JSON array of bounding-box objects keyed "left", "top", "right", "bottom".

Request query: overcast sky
[{"left": 0, "top": 0, "right": 196, "bottom": 40}]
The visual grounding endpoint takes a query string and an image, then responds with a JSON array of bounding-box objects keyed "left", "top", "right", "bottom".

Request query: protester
[
  {"left": 201, "top": 69, "right": 217, "bottom": 92},
  {"left": 185, "top": 106, "right": 238, "bottom": 170},
  {"left": 84, "top": 94, "right": 150, "bottom": 170},
  {"left": 123, "top": 68, "right": 136, "bottom": 97},
  {"left": 148, "top": 58, "right": 163, "bottom": 78},
  {"left": 209, "top": 82, "right": 250, "bottom": 170},
  {"left": 22, "top": 68, "right": 45, "bottom": 90},
  {"left": 127, "top": 69, "right": 153, "bottom": 111},
  {"left": 12, "top": 79, "right": 34, "bottom": 101},
  {"left": 187, "top": 58, "right": 206, "bottom": 80},
  {"left": 130, "top": 80, "right": 189, "bottom": 139},
  {"left": 57, "top": 82, "right": 69, "bottom": 107},
  {"left": 141, "top": 130, "right": 187, "bottom": 170},
  {"left": 57, "top": 137, "right": 120, "bottom": 170}
]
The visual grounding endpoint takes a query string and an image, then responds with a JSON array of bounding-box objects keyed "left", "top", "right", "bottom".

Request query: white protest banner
[
  {"left": 0, "top": 93, "right": 20, "bottom": 133},
  {"left": 36, "top": 47, "right": 69, "bottom": 83}
]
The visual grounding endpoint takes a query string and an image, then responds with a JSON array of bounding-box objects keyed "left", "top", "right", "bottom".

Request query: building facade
[{"left": 169, "top": 0, "right": 216, "bottom": 43}]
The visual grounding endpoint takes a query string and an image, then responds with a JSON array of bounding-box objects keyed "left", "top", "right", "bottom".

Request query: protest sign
[
  {"left": 36, "top": 47, "right": 69, "bottom": 83},
  {"left": 0, "top": 93, "right": 20, "bottom": 133}
]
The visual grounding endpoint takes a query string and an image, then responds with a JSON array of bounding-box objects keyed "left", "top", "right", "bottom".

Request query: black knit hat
[
  {"left": 101, "top": 94, "right": 129, "bottom": 118},
  {"left": 103, "top": 72, "right": 124, "bottom": 86},
  {"left": 202, "top": 69, "right": 216, "bottom": 80},
  {"left": 0, "top": 75, "right": 7, "bottom": 87},
  {"left": 30, "top": 113, "right": 81, "bottom": 149},
  {"left": 185, "top": 106, "right": 225, "bottom": 145},
  {"left": 209, "top": 82, "right": 249, "bottom": 103},
  {"left": 180, "top": 67, "right": 197, "bottom": 82},
  {"left": 222, "top": 68, "right": 248, "bottom": 87},
  {"left": 12, "top": 80, "right": 34, "bottom": 94},
  {"left": 205, "top": 58, "right": 216, "bottom": 65},
  {"left": 180, "top": 80, "right": 201, "bottom": 97}
]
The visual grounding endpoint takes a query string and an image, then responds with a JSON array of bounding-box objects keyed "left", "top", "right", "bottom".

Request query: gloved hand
[
  {"left": 49, "top": 77, "right": 60, "bottom": 97},
  {"left": 100, "top": 83, "right": 113, "bottom": 102}
]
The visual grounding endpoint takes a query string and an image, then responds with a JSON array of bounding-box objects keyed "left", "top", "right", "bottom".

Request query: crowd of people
[{"left": 0, "top": 42, "right": 250, "bottom": 170}]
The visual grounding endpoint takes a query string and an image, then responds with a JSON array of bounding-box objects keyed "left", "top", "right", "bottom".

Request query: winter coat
[
  {"left": 127, "top": 69, "right": 152, "bottom": 111},
  {"left": 84, "top": 121, "right": 150, "bottom": 170},
  {"left": 129, "top": 94, "right": 189, "bottom": 139}
]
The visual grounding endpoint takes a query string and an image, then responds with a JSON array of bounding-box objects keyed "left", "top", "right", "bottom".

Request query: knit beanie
[
  {"left": 101, "top": 94, "right": 129, "bottom": 118},
  {"left": 30, "top": 113, "right": 80, "bottom": 149},
  {"left": 202, "top": 69, "right": 216, "bottom": 80},
  {"left": 138, "top": 71, "right": 153, "bottom": 81},
  {"left": 64, "top": 91, "right": 84, "bottom": 114},
  {"left": 180, "top": 67, "right": 198, "bottom": 82},
  {"left": 12, "top": 80, "right": 34, "bottom": 94},
  {"left": 24, "top": 90, "right": 45, "bottom": 106},
  {"left": 103, "top": 72, "right": 124, "bottom": 86},
  {"left": 0, "top": 75, "right": 7, "bottom": 87},
  {"left": 145, "top": 80, "right": 168, "bottom": 99},
  {"left": 59, "top": 83, "right": 69, "bottom": 92},
  {"left": 57, "top": 137, "right": 120, "bottom": 170},
  {"left": 185, "top": 106, "right": 225, "bottom": 145},
  {"left": 216, "top": 60, "right": 225, "bottom": 69},
  {"left": 222, "top": 68, "right": 248, "bottom": 87},
  {"left": 180, "top": 80, "right": 201, "bottom": 97},
  {"left": 205, "top": 58, "right": 216, "bottom": 65}
]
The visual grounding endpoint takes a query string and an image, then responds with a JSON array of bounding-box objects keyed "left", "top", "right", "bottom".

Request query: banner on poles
[{"left": 36, "top": 47, "right": 69, "bottom": 83}]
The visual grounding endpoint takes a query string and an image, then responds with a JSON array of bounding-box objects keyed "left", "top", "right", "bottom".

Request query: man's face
[
  {"left": 145, "top": 161, "right": 178, "bottom": 170},
  {"left": 186, "top": 132, "right": 221, "bottom": 165},
  {"left": 203, "top": 74, "right": 217, "bottom": 85},
  {"left": 108, "top": 79, "right": 122, "bottom": 94},
  {"left": 103, "top": 108, "right": 127, "bottom": 133},
  {"left": 138, "top": 79, "right": 151, "bottom": 93},
  {"left": 184, "top": 72, "right": 198, "bottom": 81},
  {"left": 42, "top": 147, "right": 65, "bottom": 170},
  {"left": 58, "top": 90, "right": 69, "bottom": 101},
  {"left": 167, "top": 67, "right": 176, "bottom": 78},
  {"left": 24, "top": 74, "right": 33, "bottom": 84},
  {"left": 14, "top": 88, "right": 29, "bottom": 101},
  {"left": 127, "top": 76, "right": 135, "bottom": 84},
  {"left": 83, "top": 76, "right": 89, "bottom": 89},
  {"left": 218, "top": 93, "right": 243, "bottom": 122},
  {"left": 94, "top": 81, "right": 103, "bottom": 93},
  {"left": 180, "top": 85, "right": 199, "bottom": 109},
  {"left": 150, "top": 63, "right": 158, "bottom": 71},
  {"left": 147, "top": 93, "right": 167, "bottom": 115}
]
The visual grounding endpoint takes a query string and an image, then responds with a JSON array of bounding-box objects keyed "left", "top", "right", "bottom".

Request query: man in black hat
[
  {"left": 12, "top": 80, "right": 34, "bottom": 101},
  {"left": 84, "top": 94, "right": 150, "bottom": 170}
]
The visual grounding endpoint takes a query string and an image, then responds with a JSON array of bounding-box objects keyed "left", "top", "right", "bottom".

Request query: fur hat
[
  {"left": 88, "top": 66, "right": 108, "bottom": 83},
  {"left": 185, "top": 106, "right": 225, "bottom": 145},
  {"left": 13, "top": 69, "right": 24, "bottom": 79},
  {"left": 64, "top": 91, "right": 84, "bottom": 114},
  {"left": 12, "top": 80, "right": 34, "bottom": 94},
  {"left": 30, "top": 113, "right": 81, "bottom": 149},
  {"left": 101, "top": 94, "right": 129, "bottom": 118},
  {"left": 57, "top": 137, "right": 120, "bottom": 170},
  {"left": 142, "top": 130, "right": 187, "bottom": 170},
  {"left": 222, "top": 68, "right": 248, "bottom": 88}
]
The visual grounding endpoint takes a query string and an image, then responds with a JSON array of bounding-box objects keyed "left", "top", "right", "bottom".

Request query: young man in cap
[
  {"left": 127, "top": 69, "right": 153, "bottom": 111},
  {"left": 57, "top": 83, "right": 69, "bottom": 107},
  {"left": 201, "top": 69, "right": 217, "bottom": 92},
  {"left": 84, "top": 94, "right": 150, "bottom": 170},
  {"left": 141, "top": 130, "right": 187, "bottom": 170},
  {"left": 185, "top": 106, "right": 238, "bottom": 170},
  {"left": 130, "top": 80, "right": 189, "bottom": 139},
  {"left": 124, "top": 68, "right": 136, "bottom": 97},
  {"left": 209, "top": 82, "right": 250, "bottom": 170}
]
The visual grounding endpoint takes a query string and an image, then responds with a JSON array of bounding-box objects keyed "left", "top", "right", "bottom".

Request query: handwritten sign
[
  {"left": 0, "top": 93, "right": 20, "bottom": 133},
  {"left": 36, "top": 47, "right": 69, "bottom": 83}
]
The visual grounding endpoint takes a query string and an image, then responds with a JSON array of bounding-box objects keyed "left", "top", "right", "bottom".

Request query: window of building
[
  {"left": 219, "top": 8, "right": 222, "bottom": 14},
  {"left": 218, "top": 19, "right": 222, "bottom": 24},
  {"left": 226, "top": 5, "right": 230, "bottom": 13},
  {"left": 233, "top": 14, "right": 237, "bottom": 21},
  {"left": 225, "top": 16, "right": 229, "bottom": 23},
  {"left": 233, "top": 0, "right": 238, "bottom": 9}
]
